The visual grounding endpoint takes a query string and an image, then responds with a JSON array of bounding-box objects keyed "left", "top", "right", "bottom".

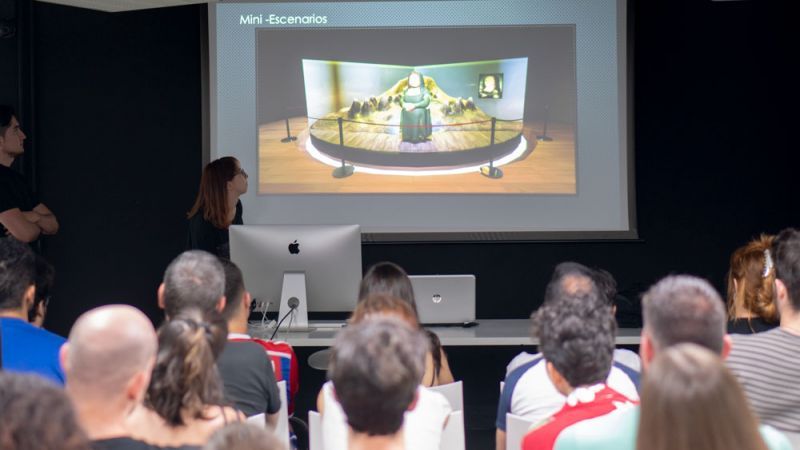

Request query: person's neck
[
  {"left": 780, "top": 307, "right": 800, "bottom": 335},
  {"left": 228, "top": 315, "right": 249, "bottom": 335},
  {"left": 73, "top": 397, "right": 134, "bottom": 441},
  {"left": 227, "top": 191, "right": 239, "bottom": 213},
  {"left": 348, "top": 430, "right": 405, "bottom": 450},
  {"left": 0, "top": 308, "right": 28, "bottom": 321},
  {"left": 0, "top": 152, "right": 13, "bottom": 168}
]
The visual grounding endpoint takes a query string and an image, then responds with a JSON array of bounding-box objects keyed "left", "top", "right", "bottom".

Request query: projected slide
[
  {"left": 213, "top": 0, "right": 632, "bottom": 238},
  {"left": 255, "top": 25, "right": 576, "bottom": 194}
]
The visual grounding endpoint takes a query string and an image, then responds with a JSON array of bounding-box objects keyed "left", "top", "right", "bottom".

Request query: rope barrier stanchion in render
[
  {"left": 280, "top": 118, "right": 298, "bottom": 143},
  {"left": 332, "top": 117, "right": 354, "bottom": 178},
  {"left": 480, "top": 118, "right": 503, "bottom": 179}
]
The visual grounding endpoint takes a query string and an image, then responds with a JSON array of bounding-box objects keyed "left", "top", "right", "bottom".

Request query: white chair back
[
  {"left": 246, "top": 380, "right": 290, "bottom": 450},
  {"left": 506, "top": 413, "right": 534, "bottom": 450},
  {"left": 429, "top": 381, "right": 464, "bottom": 412},
  {"left": 308, "top": 410, "right": 324, "bottom": 450},
  {"left": 439, "top": 410, "right": 465, "bottom": 450}
]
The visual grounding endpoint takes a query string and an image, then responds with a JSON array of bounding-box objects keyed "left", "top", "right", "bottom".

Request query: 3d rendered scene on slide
[{"left": 257, "top": 55, "right": 577, "bottom": 195}]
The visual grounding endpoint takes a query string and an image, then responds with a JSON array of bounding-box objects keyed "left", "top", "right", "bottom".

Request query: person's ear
[
  {"left": 217, "top": 296, "right": 227, "bottom": 313},
  {"left": 545, "top": 361, "right": 570, "bottom": 395},
  {"left": 126, "top": 369, "right": 151, "bottom": 402},
  {"left": 640, "top": 330, "right": 654, "bottom": 370},
  {"left": 23, "top": 285, "right": 36, "bottom": 313},
  {"left": 243, "top": 291, "right": 253, "bottom": 312},
  {"left": 59, "top": 343, "right": 71, "bottom": 377},
  {"left": 775, "top": 279, "right": 789, "bottom": 306},
  {"left": 407, "top": 389, "right": 420, "bottom": 412},
  {"left": 157, "top": 283, "right": 166, "bottom": 310},
  {"left": 721, "top": 334, "right": 733, "bottom": 360}
]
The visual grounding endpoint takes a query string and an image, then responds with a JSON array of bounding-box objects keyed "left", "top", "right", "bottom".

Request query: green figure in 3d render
[{"left": 400, "top": 71, "right": 433, "bottom": 143}]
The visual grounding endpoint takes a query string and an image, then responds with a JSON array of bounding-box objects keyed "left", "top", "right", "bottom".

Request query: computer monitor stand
[{"left": 278, "top": 271, "right": 314, "bottom": 332}]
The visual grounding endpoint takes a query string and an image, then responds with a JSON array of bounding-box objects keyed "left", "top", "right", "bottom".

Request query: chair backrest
[
  {"left": 506, "top": 413, "right": 535, "bottom": 450},
  {"left": 246, "top": 380, "right": 290, "bottom": 450},
  {"left": 308, "top": 411, "right": 323, "bottom": 450},
  {"left": 439, "top": 410, "right": 465, "bottom": 450},
  {"left": 429, "top": 381, "right": 464, "bottom": 412}
]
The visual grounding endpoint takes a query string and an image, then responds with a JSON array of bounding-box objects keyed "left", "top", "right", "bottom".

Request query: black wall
[{"left": 0, "top": 0, "right": 795, "bottom": 337}]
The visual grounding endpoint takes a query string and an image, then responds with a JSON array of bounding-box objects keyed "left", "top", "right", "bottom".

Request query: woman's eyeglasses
[{"left": 237, "top": 168, "right": 249, "bottom": 178}]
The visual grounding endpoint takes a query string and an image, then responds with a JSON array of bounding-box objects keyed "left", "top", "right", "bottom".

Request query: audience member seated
[
  {"left": 553, "top": 275, "right": 789, "bottom": 450},
  {"left": 217, "top": 259, "right": 282, "bottom": 426},
  {"left": 359, "top": 261, "right": 454, "bottom": 386},
  {"left": 496, "top": 263, "right": 639, "bottom": 450},
  {"left": 157, "top": 250, "right": 226, "bottom": 320},
  {"left": 318, "top": 294, "right": 452, "bottom": 450},
  {"left": 328, "top": 317, "right": 429, "bottom": 450},
  {"left": 203, "top": 423, "right": 284, "bottom": 450},
  {"left": 636, "top": 343, "right": 789, "bottom": 450},
  {"left": 0, "top": 237, "right": 66, "bottom": 384},
  {"left": 727, "top": 228, "right": 800, "bottom": 434},
  {"left": 29, "top": 254, "right": 54, "bottom": 328},
  {"left": 126, "top": 315, "right": 243, "bottom": 447},
  {"left": 726, "top": 234, "right": 779, "bottom": 334},
  {"left": 520, "top": 294, "right": 637, "bottom": 450},
  {"left": 0, "top": 372, "right": 92, "bottom": 450},
  {"left": 62, "top": 304, "right": 199, "bottom": 450},
  {"left": 506, "top": 264, "right": 641, "bottom": 374}
]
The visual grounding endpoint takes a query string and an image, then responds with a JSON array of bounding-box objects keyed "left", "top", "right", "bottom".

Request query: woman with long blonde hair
[{"left": 727, "top": 235, "right": 778, "bottom": 334}]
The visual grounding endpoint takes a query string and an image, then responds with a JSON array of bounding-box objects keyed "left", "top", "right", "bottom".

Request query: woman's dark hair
[
  {"left": 357, "top": 262, "right": 446, "bottom": 384},
  {"left": 0, "top": 372, "right": 92, "bottom": 450},
  {"left": 358, "top": 262, "right": 418, "bottom": 315},
  {"left": 187, "top": 156, "right": 240, "bottom": 229},
  {"left": 0, "top": 105, "right": 15, "bottom": 135},
  {"left": 146, "top": 314, "right": 229, "bottom": 426}
]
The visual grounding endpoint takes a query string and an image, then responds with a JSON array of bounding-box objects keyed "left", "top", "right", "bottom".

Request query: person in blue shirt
[{"left": 0, "top": 237, "right": 66, "bottom": 384}]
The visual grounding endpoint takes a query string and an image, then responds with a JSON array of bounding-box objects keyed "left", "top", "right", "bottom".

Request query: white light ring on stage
[{"left": 304, "top": 136, "right": 528, "bottom": 177}]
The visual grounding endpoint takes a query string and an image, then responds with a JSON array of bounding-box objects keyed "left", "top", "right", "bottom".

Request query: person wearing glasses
[{"left": 187, "top": 156, "right": 248, "bottom": 259}]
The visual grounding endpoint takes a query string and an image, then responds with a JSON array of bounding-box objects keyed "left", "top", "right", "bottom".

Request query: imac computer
[{"left": 229, "top": 224, "right": 362, "bottom": 331}]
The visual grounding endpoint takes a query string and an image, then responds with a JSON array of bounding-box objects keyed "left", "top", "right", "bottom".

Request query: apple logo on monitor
[{"left": 288, "top": 240, "right": 300, "bottom": 255}]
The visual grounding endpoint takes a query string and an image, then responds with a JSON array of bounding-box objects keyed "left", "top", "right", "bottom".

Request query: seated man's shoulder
[
  {"left": 1, "top": 318, "right": 65, "bottom": 343},
  {"left": 92, "top": 437, "right": 201, "bottom": 450},
  {"left": 759, "top": 424, "right": 795, "bottom": 450},
  {"left": 218, "top": 340, "right": 272, "bottom": 371},
  {"left": 553, "top": 406, "right": 638, "bottom": 450}
]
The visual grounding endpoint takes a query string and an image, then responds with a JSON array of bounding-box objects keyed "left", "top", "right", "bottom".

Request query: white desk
[{"left": 249, "top": 319, "right": 642, "bottom": 347}]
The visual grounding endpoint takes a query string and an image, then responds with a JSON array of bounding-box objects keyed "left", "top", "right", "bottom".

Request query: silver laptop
[{"left": 410, "top": 275, "right": 476, "bottom": 325}]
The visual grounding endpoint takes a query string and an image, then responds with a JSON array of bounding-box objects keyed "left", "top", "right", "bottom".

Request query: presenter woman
[
  {"left": 400, "top": 71, "right": 433, "bottom": 143},
  {"left": 186, "top": 157, "right": 248, "bottom": 259}
]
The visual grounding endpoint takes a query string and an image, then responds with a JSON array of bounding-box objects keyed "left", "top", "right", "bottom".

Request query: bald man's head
[
  {"left": 63, "top": 305, "right": 157, "bottom": 398},
  {"left": 543, "top": 262, "right": 600, "bottom": 305}
]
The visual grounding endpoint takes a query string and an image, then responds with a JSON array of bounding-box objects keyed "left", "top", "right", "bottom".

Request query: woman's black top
[
  {"left": 727, "top": 317, "right": 778, "bottom": 334},
  {"left": 186, "top": 200, "right": 243, "bottom": 259}
]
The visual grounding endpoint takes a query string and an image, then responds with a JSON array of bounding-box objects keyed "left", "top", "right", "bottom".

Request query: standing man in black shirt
[{"left": 0, "top": 105, "right": 59, "bottom": 242}]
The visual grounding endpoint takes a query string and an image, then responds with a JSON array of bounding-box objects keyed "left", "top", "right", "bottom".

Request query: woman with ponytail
[
  {"left": 727, "top": 235, "right": 779, "bottom": 334},
  {"left": 127, "top": 314, "right": 243, "bottom": 447}
]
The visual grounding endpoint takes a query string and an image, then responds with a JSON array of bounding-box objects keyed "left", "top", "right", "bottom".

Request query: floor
[{"left": 258, "top": 118, "right": 576, "bottom": 195}]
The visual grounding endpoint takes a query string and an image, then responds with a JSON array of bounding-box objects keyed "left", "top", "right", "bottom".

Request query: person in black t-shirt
[
  {"left": 63, "top": 305, "right": 166, "bottom": 450},
  {"left": 0, "top": 105, "right": 59, "bottom": 242},
  {"left": 186, "top": 156, "right": 247, "bottom": 259}
]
